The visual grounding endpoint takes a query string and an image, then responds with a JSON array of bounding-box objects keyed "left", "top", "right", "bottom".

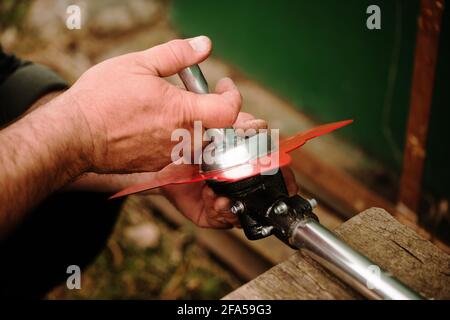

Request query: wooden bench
[{"left": 223, "top": 208, "right": 450, "bottom": 300}]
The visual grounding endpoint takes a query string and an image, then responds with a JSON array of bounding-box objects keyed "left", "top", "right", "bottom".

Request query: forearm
[
  {"left": 68, "top": 172, "right": 160, "bottom": 194},
  {"left": 0, "top": 94, "right": 90, "bottom": 236}
]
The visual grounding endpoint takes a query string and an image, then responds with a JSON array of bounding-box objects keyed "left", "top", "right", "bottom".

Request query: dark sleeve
[{"left": 0, "top": 48, "right": 68, "bottom": 124}]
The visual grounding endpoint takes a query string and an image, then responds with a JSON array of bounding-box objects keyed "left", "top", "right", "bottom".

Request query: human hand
[
  {"left": 63, "top": 36, "right": 241, "bottom": 174},
  {"left": 70, "top": 113, "right": 299, "bottom": 229}
]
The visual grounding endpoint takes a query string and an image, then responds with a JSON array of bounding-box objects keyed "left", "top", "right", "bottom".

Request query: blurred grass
[
  {"left": 47, "top": 197, "right": 241, "bottom": 299},
  {"left": 0, "top": 0, "right": 29, "bottom": 29}
]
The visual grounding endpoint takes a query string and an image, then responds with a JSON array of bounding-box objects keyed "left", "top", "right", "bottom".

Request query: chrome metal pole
[
  {"left": 178, "top": 65, "right": 227, "bottom": 140},
  {"left": 180, "top": 65, "right": 422, "bottom": 300},
  {"left": 290, "top": 218, "right": 423, "bottom": 300},
  {"left": 178, "top": 64, "right": 210, "bottom": 94}
]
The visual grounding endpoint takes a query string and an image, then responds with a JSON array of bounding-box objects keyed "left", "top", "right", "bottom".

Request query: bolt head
[
  {"left": 230, "top": 201, "right": 244, "bottom": 215},
  {"left": 308, "top": 198, "right": 318, "bottom": 209},
  {"left": 273, "top": 202, "right": 288, "bottom": 215},
  {"left": 260, "top": 226, "right": 274, "bottom": 237}
]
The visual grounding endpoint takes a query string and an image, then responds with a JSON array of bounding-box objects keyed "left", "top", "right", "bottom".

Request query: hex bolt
[
  {"left": 273, "top": 201, "right": 288, "bottom": 215},
  {"left": 230, "top": 201, "right": 245, "bottom": 215},
  {"left": 260, "top": 226, "right": 274, "bottom": 237},
  {"left": 308, "top": 198, "right": 318, "bottom": 209}
]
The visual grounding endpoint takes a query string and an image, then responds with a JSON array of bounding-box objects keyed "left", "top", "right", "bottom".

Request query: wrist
[
  {"left": 0, "top": 89, "right": 92, "bottom": 227},
  {"left": 34, "top": 93, "right": 93, "bottom": 178}
]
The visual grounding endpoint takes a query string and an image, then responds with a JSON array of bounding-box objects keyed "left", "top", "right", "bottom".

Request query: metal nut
[
  {"left": 260, "top": 226, "right": 274, "bottom": 237},
  {"left": 273, "top": 202, "right": 288, "bottom": 215},
  {"left": 308, "top": 198, "right": 318, "bottom": 209},
  {"left": 230, "top": 201, "right": 245, "bottom": 215}
]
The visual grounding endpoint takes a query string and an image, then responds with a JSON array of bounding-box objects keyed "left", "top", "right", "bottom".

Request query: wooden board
[{"left": 223, "top": 208, "right": 450, "bottom": 300}]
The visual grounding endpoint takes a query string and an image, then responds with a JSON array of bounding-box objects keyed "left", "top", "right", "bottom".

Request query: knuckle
[
  {"left": 234, "top": 90, "right": 243, "bottom": 108},
  {"left": 165, "top": 40, "right": 186, "bottom": 67},
  {"left": 196, "top": 216, "right": 209, "bottom": 228},
  {"left": 227, "top": 90, "right": 242, "bottom": 112},
  {"left": 179, "top": 92, "right": 196, "bottom": 124},
  {"left": 215, "top": 93, "right": 241, "bottom": 126}
]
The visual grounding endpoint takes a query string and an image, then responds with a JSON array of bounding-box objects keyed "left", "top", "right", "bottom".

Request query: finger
[
  {"left": 232, "top": 113, "right": 267, "bottom": 137},
  {"left": 203, "top": 194, "right": 238, "bottom": 227},
  {"left": 234, "top": 112, "right": 255, "bottom": 123},
  {"left": 200, "top": 201, "right": 234, "bottom": 228},
  {"left": 213, "top": 198, "right": 240, "bottom": 226},
  {"left": 193, "top": 199, "right": 231, "bottom": 229},
  {"left": 201, "top": 186, "right": 222, "bottom": 217},
  {"left": 234, "top": 113, "right": 267, "bottom": 129},
  {"left": 201, "top": 185, "right": 217, "bottom": 202},
  {"left": 205, "top": 219, "right": 233, "bottom": 229},
  {"left": 196, "top": 209, "right": 233, "bottom": 229},
  {"left": 204, "top": 209, "right": 237, "bottom": 229},
  {"left": 213, "top": 196, "right": 231, "bottom": 213},
  {"left": 138, "top": 36, "right": 212, "bottom": 77},
  {"left": 281, "top": 167, "right": 298, "bottom": 196},
  {"left": 184, "top": 77, "right": 242, "bottom": 128}
]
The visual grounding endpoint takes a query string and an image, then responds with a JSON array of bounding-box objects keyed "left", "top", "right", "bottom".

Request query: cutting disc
[{"left": 110, "top": 120, "right": 353, "bottom": 199}]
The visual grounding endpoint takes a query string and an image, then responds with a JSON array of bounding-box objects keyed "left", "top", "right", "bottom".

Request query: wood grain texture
[
  {"left": 399, "top": 0, "right": 445, "bottom": 213},
  {"left": 224, "top": 208, "right": 450, "bottom": 300}
]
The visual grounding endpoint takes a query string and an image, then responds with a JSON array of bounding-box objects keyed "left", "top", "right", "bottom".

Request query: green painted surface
[
  {"left": 171, "top": 0, "right": 449, "bottom": 201},
  {"left": 171, "top": 0, "right": 418, "bottom": 170}
]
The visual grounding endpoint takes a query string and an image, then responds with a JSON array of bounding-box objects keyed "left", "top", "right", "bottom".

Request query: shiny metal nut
[
  {"left": 273, "top": 202, "right": 288, "bottom": 215},
  {"left": 260, "top": 226, "right": 274, "bottom": 237},
  {"left": 308, "top": 198, "right": 318, "bottom": 209},
  {"left": 230, "top": 201, "right": 245, "bottom": 215}
]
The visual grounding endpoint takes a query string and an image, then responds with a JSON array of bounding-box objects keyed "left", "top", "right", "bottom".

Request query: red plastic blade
[
  {"left": 109, "top": 163, "right": 213, "bottom": 199},
  {"left": 279, "top": 120, "right": 353, "bottom": 153},
  {"left": 109, "top": 152, "right": 292, "bottom": 199},
  {"left": 109, "top": 120, "right": 353, "bottom": 199}
]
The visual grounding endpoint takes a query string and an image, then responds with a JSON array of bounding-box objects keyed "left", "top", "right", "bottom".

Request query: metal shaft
[
  {"left": 179, "top": 65, "right": 421, "bottom": 300},
  {"left": 178, "top": 65, "right": 227, "bottom": 140},
  {"left": 291, "top": 219, "right": 423, "bottom": 300}
]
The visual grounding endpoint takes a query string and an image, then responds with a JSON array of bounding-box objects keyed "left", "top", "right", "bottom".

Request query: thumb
[{"left": 138, "top": 36, "right": 212, "bottom": 77}]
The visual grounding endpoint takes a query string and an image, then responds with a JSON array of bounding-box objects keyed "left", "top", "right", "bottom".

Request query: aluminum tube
[
  {"left": 178, "top": 65, "right": 226, "bottom": 140},
  {"left": 291, "top": 219, "right": 423, "bottom": 300},
  {"left": 178, "top": 65, "right": 210, "bottom": 94}
]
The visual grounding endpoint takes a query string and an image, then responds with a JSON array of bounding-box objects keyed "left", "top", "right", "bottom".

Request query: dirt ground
[{"left": 48, "top": 196, "right": 242, "bottom": 299}]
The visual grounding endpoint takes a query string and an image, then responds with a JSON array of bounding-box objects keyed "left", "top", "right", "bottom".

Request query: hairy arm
[
  {"left": 0, "top": 94, "right": 90, "bottom": 236},
  {"left": 0, "top": 37, "right": 273, "bottom": 234}
]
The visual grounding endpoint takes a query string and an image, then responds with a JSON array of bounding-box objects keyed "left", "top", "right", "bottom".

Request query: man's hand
[
  {"left": 66, "top": 36, "right": 241, "bottom": 174},
  {"left": 69, "top": 112, "right": 299, "bottom": 229},
  {"left": 0, "top": 36, "right": 244, "bottom": 233},
  {"left": 0, "top": 36, "right": 298, "bottom": 234},
  {"left": 70, "top": 166, "right": 298, "bottom": 229}
]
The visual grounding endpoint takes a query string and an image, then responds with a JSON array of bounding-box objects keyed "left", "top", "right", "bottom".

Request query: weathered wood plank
[
  {"left": 334, "top": 208, "right": 450, "bottom": 299},
  {"left": 224, "top": 208, "right": 450, "bottom": 300}
]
